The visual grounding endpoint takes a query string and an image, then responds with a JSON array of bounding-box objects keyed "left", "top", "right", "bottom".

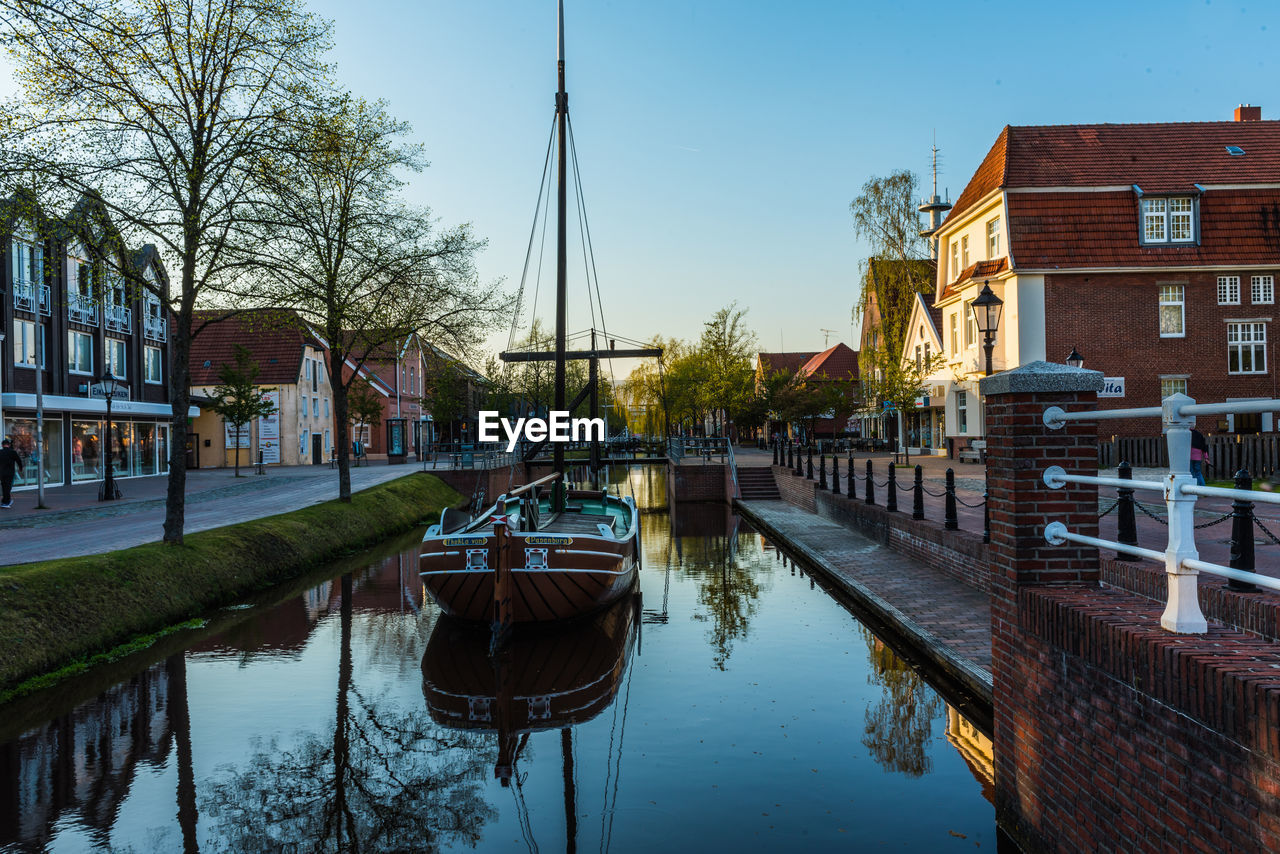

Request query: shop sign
[
  {"left": 1099, "top": 377, "right": 1126, "bottom": 398},
  {"left": 259, "top": 390, "right": 280, "bottom": 463}
]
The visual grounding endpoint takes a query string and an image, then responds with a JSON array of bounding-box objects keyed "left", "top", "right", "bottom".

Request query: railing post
[
  {"left": 795, "top": 442, "right": 804, "bottom": 477},
  {"left": 818, "top": 453, "right": 827, "bottom": 489},
  {"left": 806, "top": 447, "right": 814, "bottom": 480},
  {"left": 912, "top": 465, "right": 924, "bottom": 520},
  {"left": 786, "top": 441, "right": 793, "bottom": 470},
  {"left": 773, "top": 440, "right": 779, "bottom": 465},
  {"left": 983, "top": 491, "right": 990, "bottom": 544},
  {"left": 847, "top": 454, "right": 856, "bottom": 500},
  {"left": 944, "top": 468, "right": 958, "bottom": 530},
  {"left": 831, "top": 454, "right": 840, "bottom": 495},
  {"left": 1116, "top": 461, "right": 1139, "bottom": 560},
  {"left": 1160, "top": 393, "right": 1208, "bottom": 633},
  {"left": 864, "top": 459, "right": 875, "bottom": 506},
  {"left": 1229, "top": 468, "right": 1258, "bottom": 592},
  {"left": 886, "top": 463, "right": 898, "bottom": 512}
]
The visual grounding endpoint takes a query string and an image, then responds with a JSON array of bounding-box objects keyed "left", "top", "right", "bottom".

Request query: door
[
  {"left": 185, "top": 434, "right": 200, "bottom": 469},
  {"left": 312, "top": 433, "right": 323, "bottom": 465}
]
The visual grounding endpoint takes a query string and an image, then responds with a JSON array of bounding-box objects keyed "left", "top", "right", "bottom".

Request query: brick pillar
[{"left": 980, "top": 361, "right": 1102, "bottom": 845}]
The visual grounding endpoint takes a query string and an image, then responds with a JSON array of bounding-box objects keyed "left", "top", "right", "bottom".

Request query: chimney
[{"left": 1234, "top": 103, "right": 1261, "bottom": 122}]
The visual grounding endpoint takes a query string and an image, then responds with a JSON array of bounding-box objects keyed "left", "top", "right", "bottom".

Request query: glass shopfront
[
  {"left": 3, "top": 417, "right": 64, "bottom": 487},
  {"left": 72, "top": 420, "right": 104, "bottom": 481}
]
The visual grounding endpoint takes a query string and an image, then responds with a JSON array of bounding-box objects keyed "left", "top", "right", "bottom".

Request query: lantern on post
[{"left": 972, "top": 282, "right": 1004, "bottom": 377}]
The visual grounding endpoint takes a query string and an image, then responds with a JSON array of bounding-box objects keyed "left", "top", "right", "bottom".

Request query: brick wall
[
  {"left": 983, "top": 363, "right": 1280, "bottom": 852},
  {"left": 771, "top": 465, "right": 816, "bottom": 513},
  {"left": 667, "top": 462, "right": 731, "bottom": 504},
  {"left": 1045, "top": 272, "right": 1277, "bottom": 436}
]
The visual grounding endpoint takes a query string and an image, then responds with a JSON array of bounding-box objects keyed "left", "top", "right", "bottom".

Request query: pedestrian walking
[
  {"left": 1190, "top": 428, "right": 1208, "bottom": 486},
  {"left": 0, "top": 438, "right": 20, "bottom": 508}
]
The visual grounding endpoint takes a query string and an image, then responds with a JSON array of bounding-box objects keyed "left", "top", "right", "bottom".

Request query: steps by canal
[
  {"left": 736, "top": 466, "right": 781, "bottom": 500},
  {"left": 735, "top": 499, "right": 993, "bottom": 717}
]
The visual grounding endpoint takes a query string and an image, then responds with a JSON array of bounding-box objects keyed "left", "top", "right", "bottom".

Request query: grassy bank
[{"left": 0, "top": 473, "right": 460, "bottom": 697}]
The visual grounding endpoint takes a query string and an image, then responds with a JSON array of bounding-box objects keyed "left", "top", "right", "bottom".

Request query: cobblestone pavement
[
  {"left": 0, "top": 463, "right": 439, "bottom": 566},
  {"left": 737, "top": 499, "right": 992, "bottom": 704}
]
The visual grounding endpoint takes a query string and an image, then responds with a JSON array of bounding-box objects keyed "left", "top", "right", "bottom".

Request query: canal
[{"left": 1, "top": 467, "right": 996, "bottom": 852}]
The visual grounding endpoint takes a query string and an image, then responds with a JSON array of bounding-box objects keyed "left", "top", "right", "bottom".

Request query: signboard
[
  {"left": 258, "top": 390, "right": 280, "bottom": 463},
  {"left": 1099, "top": 377, "right": 1126, "bottom": 398},
  {"left": 224, "top": 420, "right": 250, "bottom": 448},
  {"left": 89, "top": 381, "right": 130, "bottom": 400},
  {"left": 914, "top": 395, "right": 930, "bottom": 408}
]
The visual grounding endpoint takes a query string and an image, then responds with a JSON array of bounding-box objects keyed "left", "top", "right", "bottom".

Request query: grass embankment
[{"left": 0, "top": 473, "right": 460, "bottom": 699}]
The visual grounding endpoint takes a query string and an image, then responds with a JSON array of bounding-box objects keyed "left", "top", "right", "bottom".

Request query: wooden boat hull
[{"left": 419, "top": 492, "right": 640, "bottom": 625}]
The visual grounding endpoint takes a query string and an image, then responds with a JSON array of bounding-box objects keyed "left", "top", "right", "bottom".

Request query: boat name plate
[
  {"left": 525, "top": 535, "right": 574, "bottom": 545},
  {"left": 442, "top": 536, "right": 489, "bottom": 547}
]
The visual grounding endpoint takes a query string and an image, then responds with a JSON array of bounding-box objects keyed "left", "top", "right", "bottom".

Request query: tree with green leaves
[
  {"left": 346, "top": 376, "right": 383, "bottom": 460},
  {"left": 697, "top": 303, "right": 758, "bottom": 438},
  {"left": 860, "top": 351, "right": 946, "bottom": 461},
  {"left": 208, "top": 346, "right": 276, "bottom": 478},
  {"left": 0, "top": 0, "right": 332, "bottom": 543}
]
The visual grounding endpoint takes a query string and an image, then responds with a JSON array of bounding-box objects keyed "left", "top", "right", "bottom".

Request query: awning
[{"left": 1, "top": 393, "right": 199, "bottom": 418}]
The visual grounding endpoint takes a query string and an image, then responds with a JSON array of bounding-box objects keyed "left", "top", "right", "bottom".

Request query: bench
[{"left": 958, "top": 440, "right": 987, "bottom": 464}]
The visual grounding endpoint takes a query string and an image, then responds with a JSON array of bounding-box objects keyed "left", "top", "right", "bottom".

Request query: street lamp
[
  {"left": 972, "top": 282, "right": 1004, "bottom": 377},
  {"left": 99, "top": 369, "right": 122, "bottom": 501},
  {"left": 1066, "top": 346, "right": 1085, "bottom": 370}
]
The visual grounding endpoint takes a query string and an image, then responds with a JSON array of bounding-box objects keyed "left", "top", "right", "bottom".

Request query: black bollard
[
  {"left": 807, "top": 447, "right": 814, "bottom": 480},
  {"left": 983, "top": 490, "right": 991, "bottom": 544},
  {"left": 773, "top": 441, "right": 779, "bottom": 465},
  {"left": 886, "top": 463, "right": 898, "bottom": 512},
  {"left": 787, "top": 442, "right": 793, "bottom": 469},
  {"left": 1229, "top": 469, "right": 1258, "bottom": 592},
  {"left": 1116, "top": 461, "right": 1139, "bottom": 560},
  {"left": 796, "top": 443, "right": 804, "bottom": 477},
  {"left": 819, "top": 453, "right": 827, "bottom": 489},
  {"left": 865, "top": 459, "right": 876, "bottom": 505},
  {"left": 913, "top": 465, "right": 925, "bottom": 520},
  {"left": 831, "top": 454, "right": 841, "bottom": 495},
  {"left": 944, "top": 468, "right": 958, "bottom": 530},
  {"left": 847, "top": 454, "right": 857, "bottom": 500}
]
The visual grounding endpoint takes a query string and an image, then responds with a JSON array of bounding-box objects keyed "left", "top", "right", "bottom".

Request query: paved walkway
[
  {"left": 0, "top": 462, "right": 435, "bottom": 566},
  {"left": 736, "top": 499, "right": 993, "bottom": 707}
]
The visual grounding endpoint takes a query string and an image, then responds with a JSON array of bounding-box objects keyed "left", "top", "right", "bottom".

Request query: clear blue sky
[{"left": 9, "top": 1, "right": 1279, "bottom": 364}]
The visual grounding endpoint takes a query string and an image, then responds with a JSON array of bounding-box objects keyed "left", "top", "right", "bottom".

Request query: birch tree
[{"left": 0, "top": 0, "right": 331, "bottom": 543}]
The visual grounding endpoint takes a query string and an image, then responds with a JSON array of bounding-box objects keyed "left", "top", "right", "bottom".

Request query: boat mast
[{"left": 553, "top": 0, "right": 568, "bottom": 512}]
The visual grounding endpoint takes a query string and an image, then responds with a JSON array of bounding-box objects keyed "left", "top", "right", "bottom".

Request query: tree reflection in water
[
  {"left": 859, "top": 626, "right": 943, "bottom": 777},
  {"left": 202, "top": 574, "right": 497, "bottom": 852}
]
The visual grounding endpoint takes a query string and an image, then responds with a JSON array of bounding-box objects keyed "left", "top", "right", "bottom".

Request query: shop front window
[
  {"left": 4, "top": 417, "right": 64, "bottom": 487},
  {"left": 158, "top": 424, "right": 170, "bottom": 475},
  {"left": 134, "top": 422, "right": 158, "bottom": 477},
  {"left": 72, "top": 420, "right": 103, "bottom": 481},
  {"left": 110, "top": 421, "right": 132, "bottom": 478}
]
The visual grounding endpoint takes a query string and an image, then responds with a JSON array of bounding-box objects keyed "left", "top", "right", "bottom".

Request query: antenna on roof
[
  {"left": 918, "top": 133, "right": 952, "bottom": 257},
  {"left": 820, "top": 328, "right": 837, "bottom": 347}
]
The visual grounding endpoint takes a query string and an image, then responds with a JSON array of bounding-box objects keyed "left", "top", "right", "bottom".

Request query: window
[
  {"left": 957, "top": 391, "right": 968, "bottom": 433},
  {"left": 915, "top": 345, "right": 922, "bottom": 373},
  {"left": 324, "top": 429, "right": 331, "bottom": 452},
  {"left": 964, "top": 302, "right": 976, "bottom": 347},
  {"left": 961, "top": 235, "right": 970, "bottom": 268},
  {"left": 105, "top": 338, "right": 126, "bottom": 378},
  {"left": 951, "top": 242, "right": 959, "bottom": 279},
  {"left": 1218, "top": 276, "right": 1241, "bottom": 305},
  {"left": 68, "top": 331, "right": 93, "bottom": 374},
  {"left": 1160, "top": 377, "right": 1188, "bottom": 399},
  {"left": 299, "top": 429, "right": 309, "bottom": 457},
  {"left": 1141, "top": 196, "right": 1196, "bottom": 244},
  {"left": 311, "top": 358, "right": 319, "bottom": 392},
  {"left": 949, "top": 313, "right": 958, "bottom": 353},
  {"left": 1159, "top": 285, "right": 1185, "bottom": 337},
  {"left": 986, "top": 217, "right": 1001, "bottom": 258},
  {"left": 13, "top": 320, "right": 39, "bottom": 368},
  {"left": 323, "top": 398, "right": 329, "bottom": 418},
  {"left": 144, "top": 346, "right": 163, "bottom": 384},
  {"left": 1228, "top": 322, "right": 1267, "bottom": 374},
  {"left": 924, "top": 342, "right": 931, "bottom": 365},
  {"left": 11, "top": 228, "right": 44, "bottom": 313},
  {"left": 301, "top": 395, "right": 308, "bottom": 416},
  {"left": 312, "top": 398, "right": 319, "bottom": 418},
  {"left": 1252, "top": 275, "right": 1274, "bottom": 305}
]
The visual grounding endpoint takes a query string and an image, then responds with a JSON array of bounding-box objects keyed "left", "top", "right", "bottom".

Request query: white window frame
[
  {"left": 312, "top": 398, "right": 319, "bottom": 418},
  {"left": 1159, "top": 376, "right": 1188, "bottom": 399},
  {"left": 961, "top": 235, "right": 970, "bottom": 268},
  {"left": 1140, "top": 196, "right": 1197, "bottom": 245},
  {"left": 1252, "top": 275, "right": 1274, "bottom": 305},
  {"left": 144, "top": 345, "right": 163, "bottom": 384},
  {"left": 949, "top": 313, "right": 958, "bottom": 354},
  {"left": 986, "top": 217, "right": 1001, "bottom": 258},
  {"left": 301, "top": 394, "right": 308, "bottom": 417},
  {"left": 105, "top": 338, "right": 127, "bottom": 378},
  {"left": 951, "top": 242, "right": 959, "bottom": 279},
  {"left": 323, "top": 398, "right": 330, "bottom": 418},
  {"left": 1218, "top": 276, "right": 1241, "bottom": 306},
  {"left": 13, "top": 319, "right": 40, "bottom": 368},
  {"left": 68, "top": 330, "right": 93, "bottom": 374},
  {"left": 1227, "top": 321, "right": 1267, "bottom": 375},
  {"left": 956, "top": 391, "right": 968, "bottom": 434},
  {"left": 964, "top": 302, "right": 976, "bottom": 348},
  {"left": 1159, "top": 284, "right": 1185, "bottom": 338}
]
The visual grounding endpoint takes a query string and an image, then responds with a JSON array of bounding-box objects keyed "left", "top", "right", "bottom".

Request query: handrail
[
  {"left": 726, "top": 440, "right": 739, "bottom": 498},
  {"left": 1046, "top": 396, "right": 1280, "bottom": 428},
  {"left": 1043, "top": 466, "right": 1163, "bottom": 493},
  {"left": 1178, "top": 483, "right": 1280, "bottom": 505}
]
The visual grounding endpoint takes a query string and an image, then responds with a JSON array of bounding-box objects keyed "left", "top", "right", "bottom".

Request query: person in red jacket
[{"left": 0, "top": 438, "right": 21, "bottom": 508}]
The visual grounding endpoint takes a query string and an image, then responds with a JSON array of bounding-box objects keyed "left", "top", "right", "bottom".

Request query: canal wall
[
  {"left": 666, "top": 461, "right": 733, "bottom": 505},
  {"left": 983, "top": 364, "right": 1280, "bottom": 853}
]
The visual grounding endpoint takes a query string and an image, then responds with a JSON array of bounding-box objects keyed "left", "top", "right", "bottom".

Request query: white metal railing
[
  {"left": 12, "top": 280, "right": 51, "bottom": 315},
  {"left": 104, "top": 303, "right": 132, "bottom": 333},
  {"left": 1042, "top": 392, "right": 1280, "bottom": 633},
  {"left": 68, "top": 292, "right": 98, "bottom": 325},
  {"left": 143, "top": 314, "right": 167, "bottom": 341}
]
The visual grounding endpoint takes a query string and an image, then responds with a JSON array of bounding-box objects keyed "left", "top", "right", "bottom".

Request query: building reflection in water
[{"left": 946, "top": 706, "right": 995, "bottom": 804}]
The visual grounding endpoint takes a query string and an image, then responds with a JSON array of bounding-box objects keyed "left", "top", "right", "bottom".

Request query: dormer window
[{"left": 1140, "top": 196, "right": 1197, "bottom": 245}]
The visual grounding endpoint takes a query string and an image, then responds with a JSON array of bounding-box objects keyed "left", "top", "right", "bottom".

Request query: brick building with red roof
[
  {"left": 188, "top": 309, "right": 337, "bottom": 468},
  {"left": 933, "top": 105, "right": 1280, "bottom": 444},
  {"left": 756, "top": 344, "right": 859, "bottom": 440}
]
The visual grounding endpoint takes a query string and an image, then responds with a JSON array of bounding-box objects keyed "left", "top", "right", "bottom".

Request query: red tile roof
[
  {"left": 940, "top": 259, "right": 1009, "bottom": 300},
  {"left": 799, "top": 343, "right": 858, "bottom": 380},
  {"left": 919, "top": 294, "right": 943, "bottom": 342},
  {"left": 189, "top": 309, "right": 324, "bottom": 386},
  {"left": 944, "top": 121, "right": 1280, "bottom": 228},
  {"left": 758, "top": 351, "right": 818, "bottom": 376}
]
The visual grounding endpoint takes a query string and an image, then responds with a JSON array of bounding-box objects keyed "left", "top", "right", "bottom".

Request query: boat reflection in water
[{"left": 423, "top": 593, "right": 638, "bottom": 785}]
